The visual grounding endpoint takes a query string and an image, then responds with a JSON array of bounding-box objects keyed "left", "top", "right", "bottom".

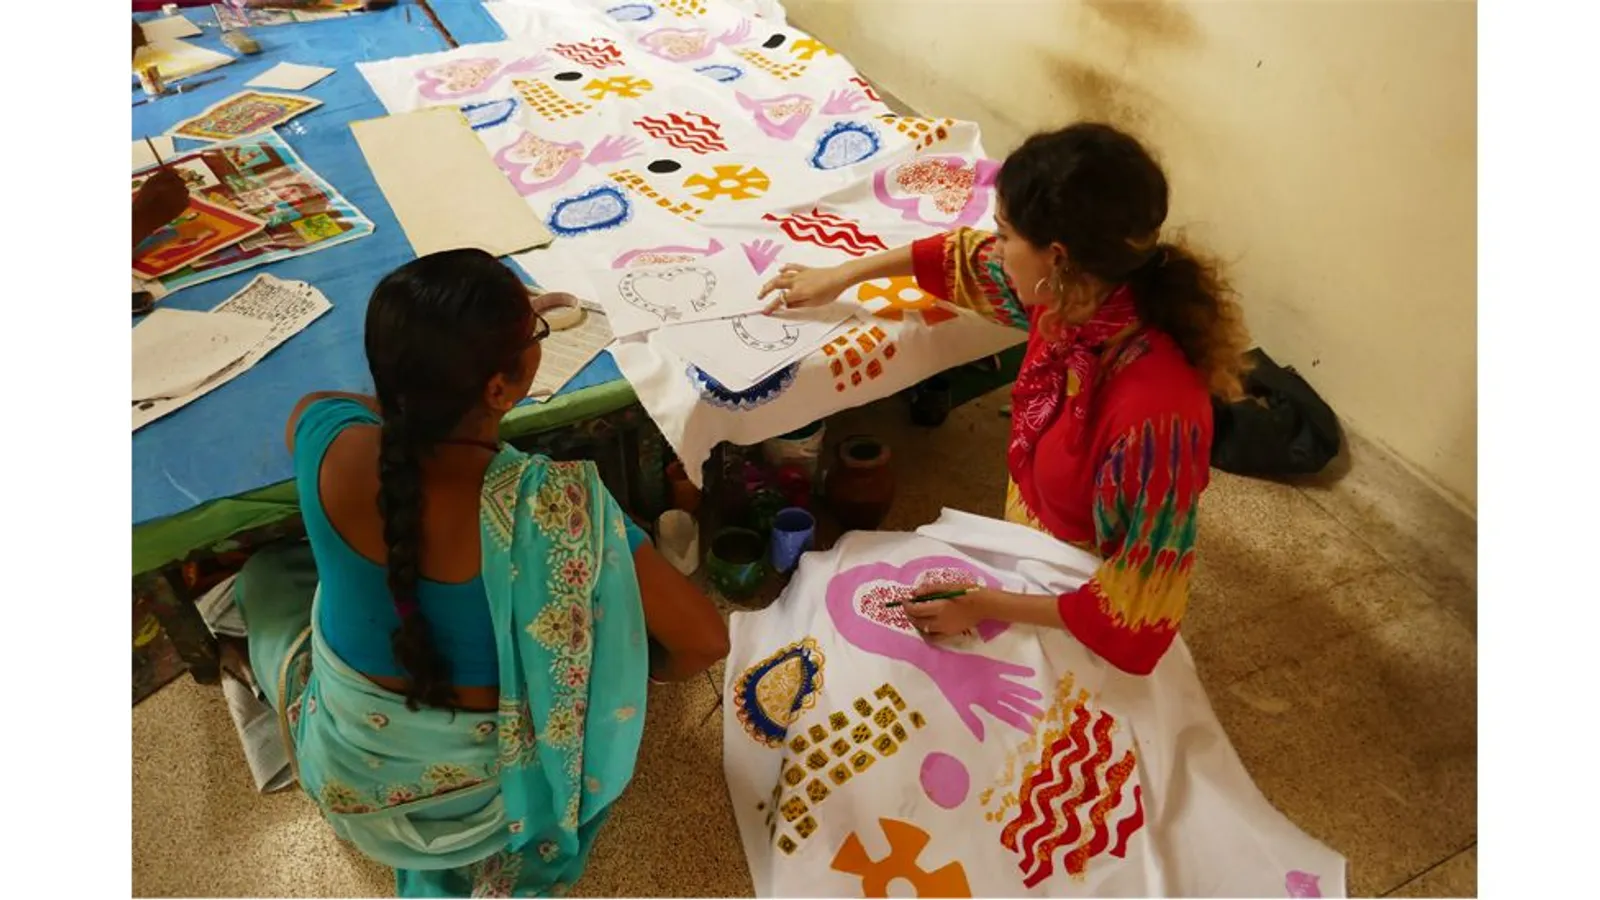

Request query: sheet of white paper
[
  {"left": 131, "top": 136, "right": 176, "bottom": 172},
  {"left": 132, "top": 309, "right": 274, "bottom": 403},
  {"left": 140, "top": 15, "right": 203, "bottom": 41},
  {"left": 132, "top": 275, "right": 333, "bottom": 431},
  {"left": 658, "top": 304, "right": 858, "bottom": 393},
  {"left": 603, "top": 262, "right": 768, "bottom": 340},
  {"left": 247, "top": 62, "right": 337, "bottom": 91},
  {"left": 529, "top": 309, "right": 615, "bottom": 400}
]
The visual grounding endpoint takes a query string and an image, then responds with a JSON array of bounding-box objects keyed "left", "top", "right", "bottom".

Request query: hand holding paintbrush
[{"left": 132, "top": 139, "right": 190, "bottom": 251}]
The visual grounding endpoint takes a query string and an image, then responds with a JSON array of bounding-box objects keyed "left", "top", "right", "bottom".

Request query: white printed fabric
[
  {"left": 724, "top": 509, "right": 1347, "bottom": 898},
  {"left": 357, "top": 0, "right": 1024, "bottom": 484}
]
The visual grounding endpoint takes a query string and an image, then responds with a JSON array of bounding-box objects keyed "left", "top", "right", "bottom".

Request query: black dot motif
[
  {"left": 647, "top": 159, "right": 682, "bottom": 174},
  {"left": 763, "top": 34, "right": 786, "bottom": 49},
  {"left": 554, "top": 71, "right": 583, "bottom": 82}
]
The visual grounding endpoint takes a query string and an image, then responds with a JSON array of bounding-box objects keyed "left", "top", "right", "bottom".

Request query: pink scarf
[{"left": 1007, "top": 286, "right": 1141, "bottom": 510}]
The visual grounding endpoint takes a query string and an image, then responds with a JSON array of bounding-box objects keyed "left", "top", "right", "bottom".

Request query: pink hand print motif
[
  {"left": 416, "top": 55, "right": 549, "bottom": 101},
  {"left": 825, "top": 556, "right": 1045, "bottom": 741},
  {"left": 741, "top": 239, "right": 782, "bottom": 274},
  {"left": 639, "top": 21, "right": 753, "bottom": 63},
  {"left": 822, "top": 88, "right": 871, "bottom": 116},
  {"left": 493, "top": 132, "right": 641, "bottom": 196}
]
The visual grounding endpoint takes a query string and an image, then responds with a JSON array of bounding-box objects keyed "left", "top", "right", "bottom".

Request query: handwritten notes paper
[{"left": 132, "top": 275, "right": 332, "bottom": 431}]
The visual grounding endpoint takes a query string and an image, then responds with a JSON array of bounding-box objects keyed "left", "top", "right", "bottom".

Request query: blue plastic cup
[{"left": 769, "top": 507, "right": 816, "bottom": 574}]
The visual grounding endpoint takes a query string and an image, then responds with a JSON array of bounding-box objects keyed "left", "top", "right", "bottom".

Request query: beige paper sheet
[
  {"left": 140, "top": 16, "right": 202, "bottom": 42},
  {"left": 350, "top": 107, "right": 554, "bottom": 258}
]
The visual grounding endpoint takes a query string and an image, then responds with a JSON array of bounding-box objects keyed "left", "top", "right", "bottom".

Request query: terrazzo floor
[{"left": 132, "top": 388, "right": 1477, "bottom": 897}]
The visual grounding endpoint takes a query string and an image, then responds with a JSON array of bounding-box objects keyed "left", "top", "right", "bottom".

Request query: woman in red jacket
[{"left": 762, "top": 122, "right": 1250, "bottom": 675}]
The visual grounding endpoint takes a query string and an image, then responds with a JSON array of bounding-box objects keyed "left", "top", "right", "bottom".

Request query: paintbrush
[
  {"left": 143, "top": 136, "right": 166, "bottom": 169},
  {"left": 883, "top": 587, "right": 975, "bottom": 609}
]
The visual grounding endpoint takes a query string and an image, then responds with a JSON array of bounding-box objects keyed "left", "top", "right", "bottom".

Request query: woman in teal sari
[{"left": 231, "top": 249, "right": 729, "bottom": 897}]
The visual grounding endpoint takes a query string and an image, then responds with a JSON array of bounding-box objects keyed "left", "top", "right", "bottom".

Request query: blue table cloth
[{"left": 132, "top": 1, "right": 624, "bottom": 528}]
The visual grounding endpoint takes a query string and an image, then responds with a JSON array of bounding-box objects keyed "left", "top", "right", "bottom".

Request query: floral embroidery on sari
[{"left": 469, "top": 849, "right": 523, "bottom": 898}]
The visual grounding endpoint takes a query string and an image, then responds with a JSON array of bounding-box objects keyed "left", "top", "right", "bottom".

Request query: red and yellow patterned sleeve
[
  {"left": 910, "top": 228, "right": 1029, "bottom": 329},
  {"left": 1056, "top": 414, "right": 1210, "bottom": 675}
]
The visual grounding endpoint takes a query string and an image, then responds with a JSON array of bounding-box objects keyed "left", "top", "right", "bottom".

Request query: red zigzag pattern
[
  {"left": 635, "top": 112, "right": 729, "bottom": 154},
  {"left": 552, "top": 39, "right": 623, "bottom": 69},
  {"left": 764, "top": 209, "right": 888, "bottom": 257},
  {"left": 1000, "top": 705, "right": 1146, "bottom": 886}
]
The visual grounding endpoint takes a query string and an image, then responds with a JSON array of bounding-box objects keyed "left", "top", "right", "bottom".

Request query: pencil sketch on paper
[
  {"left": 731, "top": 314, "right": 799, "bottom": 352},
  {"left": 617, "top": 265, "right": 718, "bottom": 324}
]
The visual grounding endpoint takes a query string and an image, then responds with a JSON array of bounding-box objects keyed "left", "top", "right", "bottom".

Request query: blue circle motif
[{"left": 688, "top": 363, "right": 798, "bottom": 411}]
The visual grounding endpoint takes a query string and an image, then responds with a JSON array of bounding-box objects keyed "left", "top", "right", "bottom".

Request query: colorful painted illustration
[
  {"left": 734, "top": 637, "right": 826, "bottom": 748},
  {"left": 132, "top": 195, "right": 265, "bottom": 279},
  {"left": 169, "top": 91, "right": 323, "bottom": 143},
  {"left": 132, "top": 132, "right": 373, "bottom": 294}
]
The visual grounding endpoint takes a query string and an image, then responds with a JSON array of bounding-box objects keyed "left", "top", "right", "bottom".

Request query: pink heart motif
[
  {"left": 416, "top": 56, "right": 547, "bottom": 101},
  {"left": 872, "top": 156, "right": 999, "bottom": 229},
  {"left": 826, "top": 555, "right": 1045, "bottom": 741},
  {"left": 857, "top": 566, "right": 1007, "bottom": 640}
]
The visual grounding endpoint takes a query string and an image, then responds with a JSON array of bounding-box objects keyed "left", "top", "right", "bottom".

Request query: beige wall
[{"left": 786, "top": 0, "right": 1477, "bottom": 510}]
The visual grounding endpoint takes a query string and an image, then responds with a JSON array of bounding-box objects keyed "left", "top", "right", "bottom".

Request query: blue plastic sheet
[{"left": 132, "top": 3, "right": 624, "bottom": 526}]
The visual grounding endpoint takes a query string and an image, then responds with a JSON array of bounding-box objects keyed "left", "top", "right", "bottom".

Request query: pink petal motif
[
  {"left": 872, "top": 156, "right": 999, "bottom": 229},
  {"left": 741, "top": 239, "right": 783, "bottom": 275},
  {"left": 736, "top": 92, "right": 815, "bottom": 141},
  {"left": 822, "top": 89, "right": 870, "bottom": 116},
  {"left": 415, "top": 55, "right": 549, "bottom": 101},
  {"left": 493, "top": 132, "right": 587, "bottom": 196}
]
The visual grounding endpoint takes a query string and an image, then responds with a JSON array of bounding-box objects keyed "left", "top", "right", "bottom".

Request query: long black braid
[{"left": 364, "top": 249, "right": 535, "bottom": 710}]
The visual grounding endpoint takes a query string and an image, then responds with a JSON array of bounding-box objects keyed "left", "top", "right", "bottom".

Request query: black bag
[{"left": 1210, "top": 348, "right": 1342, "bottom": 476}]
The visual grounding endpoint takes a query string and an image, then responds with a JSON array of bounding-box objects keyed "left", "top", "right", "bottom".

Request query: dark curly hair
[
  {"left": 364, "top": 248, "right": 533, "bottom": 710},
  {"left": 996, "top": 122, "right": 1251, "bottom": 400}
]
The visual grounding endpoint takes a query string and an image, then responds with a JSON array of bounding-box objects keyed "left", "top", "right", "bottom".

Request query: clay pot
[
  {"left": 824, "top": 435, "right": 896, "bottom": 532},
  {"left": 666, "top": 459, "right": 702, "bottom": 515},
  {"left": 706, "top": 527, "right": 766, "bottom": 602}
]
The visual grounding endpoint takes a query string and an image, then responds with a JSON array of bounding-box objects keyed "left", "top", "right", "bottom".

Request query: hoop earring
[{"left": 1033, "top": 276, "right": 1051, "bottom": 298}]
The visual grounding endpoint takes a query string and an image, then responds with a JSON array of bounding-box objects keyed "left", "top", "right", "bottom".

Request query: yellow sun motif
[
  {"left": 790, "top": 38, "right": 836, "bottom": 61},
  {"left": 583, "top": 75, "right": 655, "bottom": 100},
  {"left": 682, "top": 164, "right": 771, "bottom": 201}
]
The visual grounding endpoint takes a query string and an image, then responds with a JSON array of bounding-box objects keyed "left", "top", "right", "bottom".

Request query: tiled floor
[{"left": 132, "top": 388, "right": 1477, "bottom": 897}]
